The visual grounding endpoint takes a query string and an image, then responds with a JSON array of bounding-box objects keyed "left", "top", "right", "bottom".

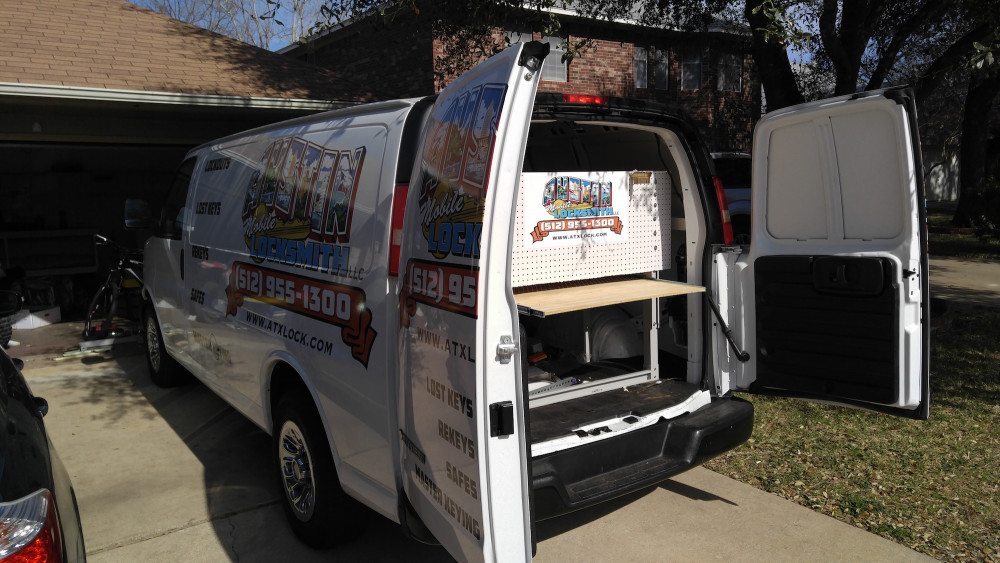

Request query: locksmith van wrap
[{"left": 134, "top": 41, "right": 929, "bottom": 562}]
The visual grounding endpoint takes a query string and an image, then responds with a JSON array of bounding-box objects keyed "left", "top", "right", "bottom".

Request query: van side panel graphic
[
  {"left": 227, "top": 136, "right": 374, "bottom": 366},
  {"left": 226, "top": 261, "right": 376, "bottom": 366},
  {"left": 416, "top": 83, "right": 506, "bottom": 262},
  {"left": 242, "top": 138, "right": 366, "bottom": 250}
]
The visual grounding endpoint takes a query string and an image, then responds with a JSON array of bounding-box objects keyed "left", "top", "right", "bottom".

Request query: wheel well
[
  {"left": 268, "top": 362, "right": 343, "bottom": 470},
  {"left": 142, "top": 296, "right": 158, "bottom": 323},
  {"left": 268, "top": 361, "right": 309, "bottom": 426}
]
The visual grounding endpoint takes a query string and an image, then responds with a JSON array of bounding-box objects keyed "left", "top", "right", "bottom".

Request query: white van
[{"left": 130, "top": 42, "right": 929, "bottom": 562}]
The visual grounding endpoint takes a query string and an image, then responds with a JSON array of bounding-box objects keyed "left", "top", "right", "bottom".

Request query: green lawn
[
  {"left": 705, "top": 309, "right": 1000, "bottom": 560},
  {"left": 927, "top": 201, "right": 1000, "bottom": 260},
  {"left": 705, "top": 202, "right": 1000, "bottom": 561}
]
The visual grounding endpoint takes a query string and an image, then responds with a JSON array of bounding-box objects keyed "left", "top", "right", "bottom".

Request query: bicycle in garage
[{"left": 81, "top": 234, "right": 144, "bottom": 349}]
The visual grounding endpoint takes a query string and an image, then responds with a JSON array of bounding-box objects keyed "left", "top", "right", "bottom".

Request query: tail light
[
  {"left": 388, "top": 183, "right": 408, "bottom": 277},
  {"left": 712, "top": 176, "right": 735, "bottom": 246},
  {"left": 562, "top": 94, "right": 608, "bottom": 105},
  {"left": 0, "top": 489, "right": 63, "bottom": 562}
]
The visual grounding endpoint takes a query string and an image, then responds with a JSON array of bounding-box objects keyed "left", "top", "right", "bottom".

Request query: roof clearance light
[{"left": 562, "top": 94, "right": 608, "bottom": 105}]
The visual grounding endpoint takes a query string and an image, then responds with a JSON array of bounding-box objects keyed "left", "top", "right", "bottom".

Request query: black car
[{"left": 0, "top": 291, "right": 85, "bottom": 561}]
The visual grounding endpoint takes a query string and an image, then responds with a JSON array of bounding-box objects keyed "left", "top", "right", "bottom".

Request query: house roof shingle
[{"left": 0, "top": 0, "right": 368, "bottom": 101}]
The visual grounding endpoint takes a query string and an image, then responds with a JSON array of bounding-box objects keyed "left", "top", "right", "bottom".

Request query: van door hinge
[
  {"left": 496, "top": 335, "right": 518, "bottom": 364},
  {"left": 518, "top": 41, "right": 550, "bottom": 73},
  {"left": 489, "top": 401, "right": 515, "bottom": 437}
]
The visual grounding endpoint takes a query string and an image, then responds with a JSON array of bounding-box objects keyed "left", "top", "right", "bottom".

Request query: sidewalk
[{"left": 928, "top": 255, "right": 1000, "bottom": 308}]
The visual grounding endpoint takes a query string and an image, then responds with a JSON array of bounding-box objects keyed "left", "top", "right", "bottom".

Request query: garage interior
[{"left": 1, "top": 89, "right": 342, "bottom": 320}]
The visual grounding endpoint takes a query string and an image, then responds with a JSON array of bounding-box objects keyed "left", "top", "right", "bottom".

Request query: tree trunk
[
  {"left": 744, "top": 0, "right": 805, "bottom": 111},
  {"left": 954, "top": 67, "right": 1000, "bottom": 227},
  {"left": 819, "top": 0, "right": 885, "bottom": 96}
]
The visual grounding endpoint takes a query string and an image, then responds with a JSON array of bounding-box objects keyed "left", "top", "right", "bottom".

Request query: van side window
[{"left": 157, "top": 157, "right": 196, "bottom": 239}]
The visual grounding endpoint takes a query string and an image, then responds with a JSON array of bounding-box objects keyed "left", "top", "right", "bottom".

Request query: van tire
[
  {"left": 274, "top": 390, "right": 368, "bottom": 548},
  {"left": 144, "top": 307, "right": 189, "bottom": 387}
]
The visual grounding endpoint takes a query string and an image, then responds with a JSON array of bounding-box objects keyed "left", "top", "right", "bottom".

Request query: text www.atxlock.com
[
  {"left": 552, "top": 231, "right": 609, "bottom": 241},
  {"left": 244, "top": 309, "right": 336, "bottom": 356}
]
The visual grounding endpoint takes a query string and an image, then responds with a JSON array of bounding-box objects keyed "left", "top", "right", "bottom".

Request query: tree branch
[
  {"left": 865, "top": 0, "right": 948, "bottom": 89},
  {"left": 914, "top": 22, "right": 992, "bottom": 104}
]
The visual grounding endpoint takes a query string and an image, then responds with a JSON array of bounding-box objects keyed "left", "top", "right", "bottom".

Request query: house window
[
  {"left": 718, "top": 53, "right": 742, "bottom": 92},
  {"left": 654, "top": 48, "right": 669, "bottom": 90},
  {"left": 505, "top": 29, "right": 531, "bottom": 45},
  {"left": 634, "top": 46, "right": 648, "bottom": 89},
  {"left": 541, "top": 35, "right": 568, "bottom": 82},
  {"left": 506, "top": 30, "right": 567, "bottom": 82},
  {"left": 681, "top": 52, "right": 702, "bottom": 91}
]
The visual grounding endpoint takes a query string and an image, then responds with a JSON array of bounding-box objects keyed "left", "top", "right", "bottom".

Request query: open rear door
[
  {"left": 733, "top": 88, "right": 928, "bottom": 419},
  {"left": 397, "top": 42, "right": 548, "bottom": 562}
]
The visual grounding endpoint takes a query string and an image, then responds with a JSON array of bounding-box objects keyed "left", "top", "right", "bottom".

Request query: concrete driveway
[
  {"left": 928, "top": 255, "right": 1000, "bottom": 307},
  {"left": 16, "top": 322, "right": 934, "bottom": 562}
]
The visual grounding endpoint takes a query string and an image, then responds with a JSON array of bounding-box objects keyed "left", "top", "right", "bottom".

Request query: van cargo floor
[{"left": 528, "top": 379, "right": 703, "bottom": 444}]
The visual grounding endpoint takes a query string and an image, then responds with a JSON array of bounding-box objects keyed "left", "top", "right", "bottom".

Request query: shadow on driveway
[{"left": 19, "top": 326, "right": 449, "bottom": 561}]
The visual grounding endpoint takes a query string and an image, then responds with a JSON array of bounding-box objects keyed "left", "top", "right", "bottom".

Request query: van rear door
[
  {"left": 397, "top": 42, "right": 548, "bottom": 562},
  {"left": 728, "top": 89, "right": 928, "bottom": 419}
]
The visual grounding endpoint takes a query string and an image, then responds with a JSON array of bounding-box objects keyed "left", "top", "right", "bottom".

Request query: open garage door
[{"left": 0, "top": 90, "right": 345, "bottom": 317}]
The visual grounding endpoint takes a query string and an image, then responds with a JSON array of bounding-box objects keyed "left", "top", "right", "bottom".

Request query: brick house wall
[
  {"left": 512, "top": 27, "right": 758, "bottom": 152},
  {"left": 287, "top": 16, "right": 760, "bottom": 152},
  {"left": 291, "top": 13, "right": 435, "bottom": 100}
]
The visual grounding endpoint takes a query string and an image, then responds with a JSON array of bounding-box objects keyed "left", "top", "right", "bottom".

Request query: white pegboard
[{"left": 512, "top": 171, "right": 671, "bottom": 287}]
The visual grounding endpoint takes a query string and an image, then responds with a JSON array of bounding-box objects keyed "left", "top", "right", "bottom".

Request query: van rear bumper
[{"left": 530, "top": 396, "right": 754, "bottom": 520}]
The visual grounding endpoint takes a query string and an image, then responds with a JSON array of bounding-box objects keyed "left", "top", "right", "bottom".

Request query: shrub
[{"left": 968, "top": 177, "right": 1000, "bottom": 238}]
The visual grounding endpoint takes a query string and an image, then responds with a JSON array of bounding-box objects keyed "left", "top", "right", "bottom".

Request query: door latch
[
  {"left": 496, "top": 335, "right": 518, "bottom": 364},
  {"left": 489, "top": 401, "right": 515, "bottom": 437}
]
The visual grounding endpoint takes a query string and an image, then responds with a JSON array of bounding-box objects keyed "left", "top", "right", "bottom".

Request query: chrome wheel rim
[
  {"left": 279, "top": 420, "right": 316, "bottom": 521},
  {"left": 145, "top": 316, "right": 161, "bottom": 372}
]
